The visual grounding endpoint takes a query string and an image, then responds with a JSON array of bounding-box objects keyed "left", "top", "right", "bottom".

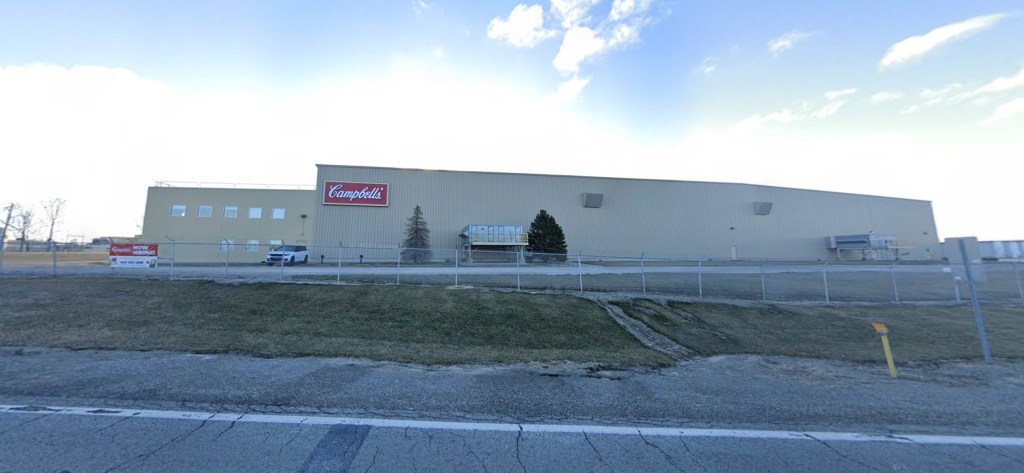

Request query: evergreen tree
[
  {"left": 526, "top": 209, "right": 567, "bottom": 262},
  {"left": 401, "top": 205, "right": 432, "bottom": 263}
]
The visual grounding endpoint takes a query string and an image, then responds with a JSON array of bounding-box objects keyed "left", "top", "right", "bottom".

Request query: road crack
[
  {"left": 638, "top": 431, "right": 684, "bottom": 472},
  {"left": 363, "top": 446, "right": 380, "bottom": 472},
  {"left": 211, "top": 414, "right": 243, "bottom": 442},
  {"left": 94, "top": 413, "right": 140, "bottom": 433},
  {"left": 677, "top": 437, "right": 709, "bottom": 473},
  {"left": 805, "top": 434, "right": 884, "bottom": 472},
  {"left": 104, "top": 414, "right": 214, "bottom": 473},
  {"left": 456, "top": 430, "right": 490, "bottom": 473},
  {"left": 277, "top": 421, "right": 306, "bottom": 458},
  {"left": 515, "top": 425, "right": 526, "bottom": 472},
  {"left": 975, "top": 442, "right": 1024, "bottom": 467},
  {"left": 582, "top": 431, "right": 609, "bottom": 471}
]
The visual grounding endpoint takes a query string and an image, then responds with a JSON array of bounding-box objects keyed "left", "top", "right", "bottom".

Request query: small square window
[
  {"left": 248, "top": 207, "right": 262, "bottom": 219},
  {"left": 272, "top": 208, "right": 285, "bottom": 219},
  {"left": 244, "top": 240, "right": 260, "bottom": 252},
  {"left": 170, "top": 204, "right": 186, "bottom": 217},
  {"left": 224, "top": 206, "right": 238, "bottom": 218},
  {"left": 219, "top": 239, "right": 235, "bottom": 252},
  {"left": 269, "top": 239, "right": 283, "bottom": 247},
  {"left": 198, "top": 205, "right": 213, "bottom": 218}
]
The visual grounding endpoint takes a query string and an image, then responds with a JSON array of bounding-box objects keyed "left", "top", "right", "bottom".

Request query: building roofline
[
  {"left": 152, "top": 181, "right": 315, "bottom": 191},
  {"left": 315, "top": 164, "right": 933, "bottom": 204}
]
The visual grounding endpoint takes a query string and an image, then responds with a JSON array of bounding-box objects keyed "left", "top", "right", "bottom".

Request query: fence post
[
  {"left": 890, "top": 262, "right": 900, "bottom": 304},
  {"left": 640, "top": 253, "right": 646, "bottom": 296},
  {"left": 337, "top": 243, "right": 343, "bottom": 283},
  {"left": 577, "top": 251, "right": 583, "bottom": 293},
  {"left": 278, "top": 240, "right": 287, "bottom": 280},
  {"left": 223, "top": 239, "right": 230, "bottom": 277},
  {"left": 165, "top": 236, "right": 175, "bottom": 278},
  {"left": 822, "top": 260, "right": 831, "bottom": 303},
  {"left": 951, "top": 274, "right": 962, "bottom": 303},
  {"left": 516, "top": 249, "right": 521, "bottom": 291},
  {"left": 396, "top": 245, "right": 401, "bottom": 284},
  {"left": 454, "top": 247, "right": 459, "bottom": 286},
  {"left": 698, "top": 258, "right": 703, "bottom": 300},
  {"left": 958, "top": 239, "right": 992, "bottom": 363},
  {"left": 51, "top": 244, "right": 57, "bottom": 277},
  {"left": 760, "top": 259, "right": 767, "bottom": 302},
  {"left": 1014, "top": 261, "right": 1023, "bottom": 302}
]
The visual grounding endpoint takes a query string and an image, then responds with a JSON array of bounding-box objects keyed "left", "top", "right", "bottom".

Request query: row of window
[
  {"left": 170, "top": 204, "right": 286, "bottom": 220},
  {"left": 219, "top": 239, "right": 285, "bottom": 252}
]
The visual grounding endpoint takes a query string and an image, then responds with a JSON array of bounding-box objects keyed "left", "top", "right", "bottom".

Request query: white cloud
[
  {"left": 767, "top": 30, "right": 813, "bottom": 55},
  {"left": 919, "top": 83, "right": 963, "bottom": 105},
  {"left": 550, "top": 0, "right": 602, "bottom": 28},
  {"left": 824, "top": 88, "right": 857, "bottom": 101},
  {"left": 972, "top": 66, "right": 1024, "bottom": 96},
  {"left": 553, "top": 26, "right": 606, "bottom": 73},
  {"left": 880, "top": 13, "right": 1006, "bottom": 69},
  {"left": 899, "top": 105, "right": 920, "bottom": 114},
  {"left": 982, "top": 97, "right": 1024, "bottom": 125},
  {"left": 811, "top": 100, "right": 848, "bottom": 119},
  {"left": 871, "top": 91, "right": 904, "bottom": 104},
  {"left": 730, "top": 109, "right": 803, "bottom": 135},
  {"left": 607, "top": 23, "right": 638, "bottom": 47},
  {"left": 487, "top": 4, "right": 555, "bottom": 48},
  {"left": 488, "top": 1, "right": 662, "bottom": 97},
  {"left": 608, "top": 0, "right": 651, "bottom": 22},
  {"left": 695, "top": 56, "right": 718, "bottom": 76},
  {"left": 555, "top": 74, "right": 591, "bottom": 101}
]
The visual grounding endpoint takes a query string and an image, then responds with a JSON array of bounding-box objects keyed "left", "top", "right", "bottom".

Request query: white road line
[{"left": 3, "top": 404, "right": 1022, "bottom": 447}]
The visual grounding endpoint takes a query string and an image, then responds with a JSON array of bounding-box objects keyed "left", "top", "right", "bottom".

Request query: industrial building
[{"left": 140, "top": 165, "right": 941, "bottom": 263}]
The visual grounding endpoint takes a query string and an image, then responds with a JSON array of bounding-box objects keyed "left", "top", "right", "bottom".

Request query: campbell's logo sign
[
  {"left": 109, "top": 244, "right": 158, "bottom": 257},
  {"left": 323, "top": 181, "right": 389, "bottom": 206}
]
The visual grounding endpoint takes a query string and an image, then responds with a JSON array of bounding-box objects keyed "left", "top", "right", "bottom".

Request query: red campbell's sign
[
  {"left": 109, "top": 244, "right": 158, "bottom": 257},
  {"left": 323, "top": 181, "right": 389, "bottom": 206}
]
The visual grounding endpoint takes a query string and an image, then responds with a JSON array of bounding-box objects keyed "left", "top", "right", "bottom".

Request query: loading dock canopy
[{"left": 460, "top": 225, "right": 528, "bottom": 246}]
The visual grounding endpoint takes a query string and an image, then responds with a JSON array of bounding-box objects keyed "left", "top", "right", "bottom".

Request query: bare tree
[
  {"left": 10, "top": 207, "right": 36, "bottom": 252},
  {"left": 1, "top": 203, "right": 15, "bottom": 252},
  {"left": 42, "top": 197, "right": 67, "bottom": 251}
]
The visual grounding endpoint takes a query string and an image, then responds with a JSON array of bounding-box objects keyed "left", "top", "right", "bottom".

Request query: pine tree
[
  {"left": 401, "top": 205, "right": 432, "bottom": 263},
  {"left": 526, "top": 209, "right": 567, "bottom": 262}
]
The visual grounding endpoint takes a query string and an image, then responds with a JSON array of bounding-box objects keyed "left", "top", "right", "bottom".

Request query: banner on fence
[{"left": 109, "top": 244, "right": 159, "bottom": 268}]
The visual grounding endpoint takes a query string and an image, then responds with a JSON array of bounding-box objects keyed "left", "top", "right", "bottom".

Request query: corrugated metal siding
[
  {"left": 311, "top": 165, "right": 940, "bottom": 260},
  {"left": 140, "top": 187, "right": 317, "bottom": 263}
]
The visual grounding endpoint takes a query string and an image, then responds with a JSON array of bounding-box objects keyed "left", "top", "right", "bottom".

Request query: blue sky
[{"left": 0, "top": 1, "right": 1021, "bottom": 243}]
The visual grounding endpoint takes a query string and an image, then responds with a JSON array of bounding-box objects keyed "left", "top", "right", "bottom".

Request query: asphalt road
[
  {"left": 2, "top": 348, "right": 1023, "bottom": 472},
  {"left": 4, "top": 405, "right": 1023, "bottom": 472}
]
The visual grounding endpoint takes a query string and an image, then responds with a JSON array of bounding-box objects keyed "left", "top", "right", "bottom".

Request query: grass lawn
[
  {"left": 0, "top": 277, "right": 670, "bottom": 366},
  {"left": 612, "top": 299, "right": 1024, "bottom": 362}
]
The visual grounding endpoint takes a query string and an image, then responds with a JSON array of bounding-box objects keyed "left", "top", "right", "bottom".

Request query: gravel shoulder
[{"left": 2, "top": 347, "right": 1022, "bottom": 437}]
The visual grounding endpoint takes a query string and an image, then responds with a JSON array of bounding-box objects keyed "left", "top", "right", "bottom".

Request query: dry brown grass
[
  {"left": 0, "top": 277, "right": 670, "bottom": 366},
  {"left": 613, "top": 299, "right": 1024, "bottom": 362}
]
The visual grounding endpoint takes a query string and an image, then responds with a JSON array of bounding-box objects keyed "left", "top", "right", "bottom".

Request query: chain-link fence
[{"left": 2, "top": 242, "right": 1023, "bottom": 304}]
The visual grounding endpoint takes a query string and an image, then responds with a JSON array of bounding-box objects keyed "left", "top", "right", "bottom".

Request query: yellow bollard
[{"left": 871, "top": 323, "right": 897, "bottom": 378}]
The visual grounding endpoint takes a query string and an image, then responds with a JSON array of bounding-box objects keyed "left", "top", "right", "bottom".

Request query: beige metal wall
[
  {"left": 312, "top": 165, "right": 941, "bottom": 261},
  {"left": 140, "top": 187, "right": 316, "bottom": 263}
]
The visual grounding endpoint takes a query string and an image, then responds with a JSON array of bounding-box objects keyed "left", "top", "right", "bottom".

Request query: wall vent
[
  {"left": 583, "top": 193, "right": 604, "bottom": 208},
  {"left": 753, "top": 202, "right": 773, "bottom": 215}
]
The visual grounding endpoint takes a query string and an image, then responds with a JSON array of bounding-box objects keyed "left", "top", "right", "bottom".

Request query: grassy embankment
[
  {"left": 612, "top": 299, "right": 1024, "bottom": 362},
  {"left": 0, "top": 277, "right": 669, "bottom": 366},
  {"left": 3, "top": 277, "right": 1021, "bottom": 366}
]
